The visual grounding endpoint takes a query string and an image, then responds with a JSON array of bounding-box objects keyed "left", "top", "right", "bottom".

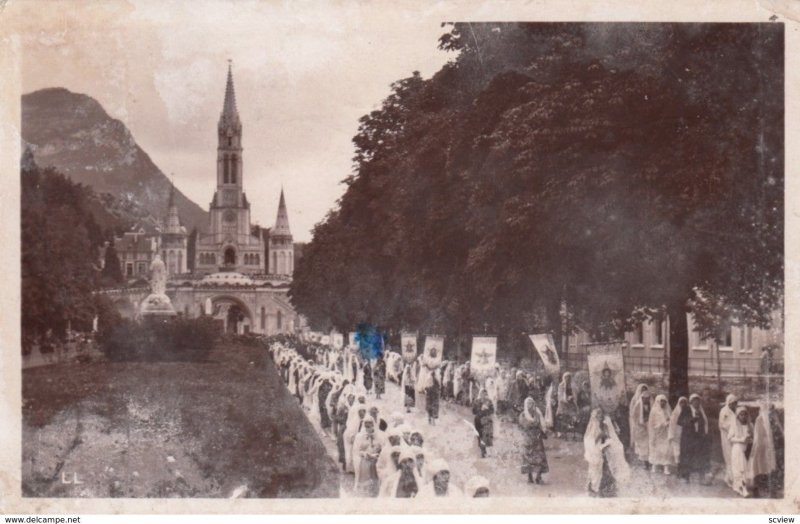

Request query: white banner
[
  {"left": 529, "top": 333, "right": 561, "bottom": 376},
  {"left": 470, "top": 336, "right": 497, "bottom": 374},
  {"left": 586, "top": 342, "right": 626, "bottom": 414},
  {"left": 423, "top": 335, "right": 444, "bottom": 368},
  {"left": 348, "top": 332, "right": 357, "bottom": 348},
  {"left": 401, "top": 332, "right": 418, "bottom": 364},
  {"left": 332, "top": 333, "right": 344, "bottom": 349},
  {"left": 321, "top": 335, "right": 331, "bottom": 345}
]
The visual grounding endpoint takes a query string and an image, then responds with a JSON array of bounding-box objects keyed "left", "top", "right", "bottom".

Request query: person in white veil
[
  {"left": 628, "top": 384, "right": 651, "bottom": 468},
  {"left": 718, "top": 393, "right": 739, "bottom": 487},
  {"left": 542, "top": 379, "right": 556, "bottom": 432},
  {"left": 647, "top": 394, "right": 673, "bottom": 474},
  {"left": 376, "top": 428, "right": 405, "bottom": 486},
  {"left": 401, "top": 362, "right": 417, "bottom": 413},
  {"left": 380, "top": 447, "right": 423, "bottom": 498},
  {"left": 465, "top": 476, "right": 490, "bottom": 497},
  {"left": 750, "top": 402, "right": 778, "bottom": 496},
  {"left": 728, "top": 406, "right": 754, "bottom": 497},
  {"left": 584, "top": 407, "right": 630, "bottom": 497},
  {"left": 344, "top": 397, "right": 369, "bottom": 473},
  {"left": 352, "top": 417, "right": 384, "bottom": 497},
  {"left": 668, "top": 396, "right": 688, "bottom": 465},
  {"left": 419, "top": 458, "right": 463, "bottom": 498}
]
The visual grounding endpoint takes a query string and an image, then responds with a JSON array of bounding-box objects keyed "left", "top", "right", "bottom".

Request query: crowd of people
[
  {"left": 270, "top": 342, "right": 490, "bottom": 498},
  {"left": 267, "top": 335, "right": 783, "bottom": 499}
]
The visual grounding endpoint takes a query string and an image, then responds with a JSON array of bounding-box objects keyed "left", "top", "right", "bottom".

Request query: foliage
[
  {"left": 21, "top": 164, "right": 107, "bottom": 342},
  {"left": 289, "top": 24, "right": 783, "bottom": 395},
  {"left": 100, "top": 240, "right": 124, "bottom": 285},
  {"left": 100, "top": 316, "right": 220, "bottom": 361}
]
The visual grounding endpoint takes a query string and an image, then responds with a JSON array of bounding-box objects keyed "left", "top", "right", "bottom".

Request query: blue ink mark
[{"left": 355, "top": 323, "right": 384, "bottom": 360}]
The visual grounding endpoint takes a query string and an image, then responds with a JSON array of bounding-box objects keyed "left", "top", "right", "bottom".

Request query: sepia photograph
[{"left": 0, "top": 0, "right": 797, "bottom": 518}]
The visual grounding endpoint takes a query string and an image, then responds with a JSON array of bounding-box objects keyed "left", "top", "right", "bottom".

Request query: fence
[{"left": 562, "top": 352, "right": 783, "bottom": 379}]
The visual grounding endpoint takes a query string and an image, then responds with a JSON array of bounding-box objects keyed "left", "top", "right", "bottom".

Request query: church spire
[
  {"left": 273, "top": 188, "right": 292, "bottom": 236},
  {"left": 166, "top": 178, "right": 181, "bottom": 234},
  {"left": 220, "top": 60, "right": 240, "bottom": 124}
]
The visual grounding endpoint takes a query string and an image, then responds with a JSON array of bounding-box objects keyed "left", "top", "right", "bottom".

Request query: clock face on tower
[{"left": 223, "top": 209, "right": 237, "bottom": 224}]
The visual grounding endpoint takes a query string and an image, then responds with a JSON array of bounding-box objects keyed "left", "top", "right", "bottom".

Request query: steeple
[
  {"left": 220, "top": 60, "right": 239, "bottom": 124},
  {"left": 166, "top": 180, "right": 181, "bottom": 234},
  {"left": 273, "top": 188, "right": 292, "bottom": 236}
]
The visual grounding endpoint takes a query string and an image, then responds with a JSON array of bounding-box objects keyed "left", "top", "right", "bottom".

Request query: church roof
[
  {"left": 273, "top": 188, "right": 292, "bottom": 236},
  {"left": 219, "top": 62, "right": 240, "bottom": 126}
]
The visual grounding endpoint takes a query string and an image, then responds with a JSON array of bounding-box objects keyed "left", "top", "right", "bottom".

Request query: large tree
[
  {"left": 291, "top": 23, "right": 783, "bottom": 397},
  {"left": 22, "top": 164, "right": 106, "bottom": 342}
]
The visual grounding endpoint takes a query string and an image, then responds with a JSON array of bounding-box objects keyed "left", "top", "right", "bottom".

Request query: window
[
  {"left": 223, "top": 154, "right": 229, "bottom": 184},
  {"left": 261, "top": 307, "right": 266, "bottom": 330},
  {"left": 718, "top": 325, "right": 733, "bottom": 351},
  {"left": 741, "top": 326, "right": 753, "bottom": 351},
  {"left": 277, "top": 310, "right": 282, "bottom": 330},
  {"left": 632, "top": 323, "right": 644, "bottom": 346},
  {"left": 230, "top": 155, "right": 237, "bottom": 184},
  {"left": 228, "top": 137, "right": 232, "bottom": 147},
  {"left": 126, "top": 263, "right": 134, "bottom": 276},
  {"left": 652, "top": 319, "right": 664, "bottom": 346},
  {"left": 272, "top": 252, "right": 277, "bottom": 273}
]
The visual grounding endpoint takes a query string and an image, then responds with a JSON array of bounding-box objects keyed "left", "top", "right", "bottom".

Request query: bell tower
[
  {"left": 195, "top": 61, "right": 265, "bottom": 275},
  {"left": 208, "top": 61, "right": 253, "bottom": 248},
  {"left": 217, "top": 60, "right": 242, "bottom": 192}
]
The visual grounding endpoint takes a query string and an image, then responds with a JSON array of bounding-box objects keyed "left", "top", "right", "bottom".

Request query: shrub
[{"left": 101, "top": 316, "right": 220, "bottom": 361}]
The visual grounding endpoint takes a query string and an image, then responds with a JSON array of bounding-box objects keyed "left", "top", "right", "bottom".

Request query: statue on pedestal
[{"left": 139, "top": 254, "right": 176, "bottom": 318}]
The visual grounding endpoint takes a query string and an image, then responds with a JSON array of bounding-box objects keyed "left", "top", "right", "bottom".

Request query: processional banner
[
  {"left": 586, "top": 342, "right": 626, "bottom": 414},
  {"left": 401, "top": 332, "right": 418, "bottom": 364},
  {"left": 470, "top": 336, "right": 497, "bottom": 375},
  {"left": 529, "top": 333, "right": 561, "bottom": 376}
]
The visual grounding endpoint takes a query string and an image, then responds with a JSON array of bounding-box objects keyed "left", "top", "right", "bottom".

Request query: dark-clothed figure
[
  {"left": 426, "top": 373, "right": 441, "bottom": 425},
  {"left": 374, "top": 355, "right": 386, "bottom": 399},
  {"left": 472, "top": 388, "right": 495, "bottom": 458},
  {"left": 318, "top": 377, "right": 334, "bottom": 431},
  {"left": 520, "top": 397, "right": 549, "bottom": 484},
  {"left": 363, "top": 360, "right": 374, "bottom": 393},
  {"left": 677, "top": 393, "right": 710, "bottom": 483}
]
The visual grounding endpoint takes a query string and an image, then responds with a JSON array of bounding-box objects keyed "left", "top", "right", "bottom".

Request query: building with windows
[
  {"left": 114, "top": 225, "right": 158, "bottom": 279},
  {"left": 565, "top": 311, "right": 783, "bottom": 377},
  {"left": 105, "top": 63, "right": 301, "bottom": 335}
]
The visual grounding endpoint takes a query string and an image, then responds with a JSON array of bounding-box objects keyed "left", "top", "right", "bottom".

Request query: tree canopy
[
  {"left": 289, "top": 23, "right": 783, "bottom": 397},
  {"left": 22, "top": 163, "right": 108, "bottom": 343}
]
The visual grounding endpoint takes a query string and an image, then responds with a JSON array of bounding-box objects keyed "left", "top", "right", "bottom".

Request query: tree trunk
[{"left": 667, "top": 298, "right": 690, "bottom": 404}]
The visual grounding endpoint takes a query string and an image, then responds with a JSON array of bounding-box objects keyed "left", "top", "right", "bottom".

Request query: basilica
[{"left": 108, "top": 64, "right": 301, "bottom": 335}]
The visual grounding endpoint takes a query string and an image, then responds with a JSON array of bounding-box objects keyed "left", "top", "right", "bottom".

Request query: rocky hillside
[{"left": 22, "top": 88, "right": 207, "bottom": 232}]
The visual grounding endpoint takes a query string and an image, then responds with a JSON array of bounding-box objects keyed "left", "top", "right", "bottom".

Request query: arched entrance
[{"left": 210, "top": 296, "right": 252, "bottom": 334}]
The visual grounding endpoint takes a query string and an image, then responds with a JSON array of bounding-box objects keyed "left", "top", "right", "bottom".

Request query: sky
[{"left": 10, "top": 0, "right": 456, "bottom": 242}]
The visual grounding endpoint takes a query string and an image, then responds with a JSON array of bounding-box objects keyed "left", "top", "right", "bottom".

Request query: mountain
[{"left": 21, "top": 88, "right": 208, "bottom": 233}]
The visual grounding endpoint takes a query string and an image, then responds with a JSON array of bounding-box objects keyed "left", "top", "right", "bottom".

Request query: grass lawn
[{"left": 22, "top": 340, "right": 340, "bottom": 498}]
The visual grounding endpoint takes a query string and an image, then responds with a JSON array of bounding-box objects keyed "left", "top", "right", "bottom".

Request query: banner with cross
[
  {"left": 401, "top": 332, "right": 418, "bottom": 364},
  {"left": 470, "top": 336, "right": 497, "bottom": 375}
]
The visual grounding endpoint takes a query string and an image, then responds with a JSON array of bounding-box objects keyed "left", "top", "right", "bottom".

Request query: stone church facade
[{"left": 108, "top": 64, "right": 301, "bottom": 335}]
